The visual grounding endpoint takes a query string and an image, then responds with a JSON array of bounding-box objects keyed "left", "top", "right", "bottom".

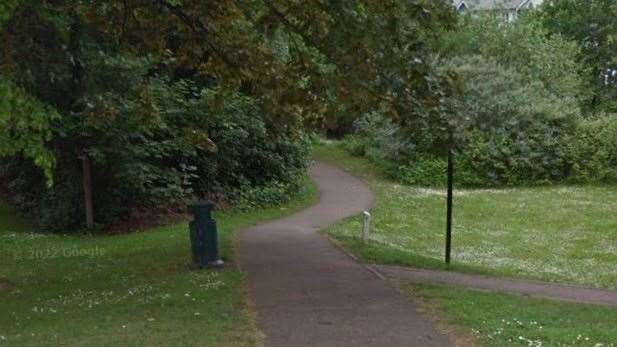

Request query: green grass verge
[
  {"left": 314, "top": 142, "right": 617, "bottom": 290},
  {"left": 0, "top": 177, "right": 318, "bottom": 346},
  {"left": 407, "top": 283, "right": 617, "bottom": 347}
]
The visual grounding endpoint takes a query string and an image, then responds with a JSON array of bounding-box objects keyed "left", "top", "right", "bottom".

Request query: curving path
[
  {"left": 238, "top": 162, "right": 451, "bottom": 347},
  {"left": 375, "top": 265, "right": 617, "bottom": 307}
]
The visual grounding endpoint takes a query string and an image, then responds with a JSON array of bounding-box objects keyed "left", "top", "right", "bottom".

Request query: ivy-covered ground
[
  {"left": 0, "top": 179, "right": 317, "bottom": 346},
  {"left": 314, "top": 142, "right": 617, "bottom": 290}
]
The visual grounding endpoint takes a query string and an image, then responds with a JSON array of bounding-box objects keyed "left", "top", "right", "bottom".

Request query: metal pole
[{"left": 445, "top": 141, "right": 454, "bottom": 265}]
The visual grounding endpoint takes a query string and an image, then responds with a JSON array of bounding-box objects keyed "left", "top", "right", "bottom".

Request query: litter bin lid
[{"left": 190, "top": 200, "right": 215, "bottom": 219}]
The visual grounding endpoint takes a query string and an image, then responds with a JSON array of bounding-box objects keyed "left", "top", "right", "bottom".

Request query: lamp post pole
[{"left": 445, "top": 132, "right": 454, "bottom": 265}]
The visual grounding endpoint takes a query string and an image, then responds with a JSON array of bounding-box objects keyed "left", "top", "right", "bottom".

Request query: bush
[
  {"left": 341, "top": 135, "right": 368, "bottom": 157},
  {"left": 341, "top": 113, "right": 446, "bottom": 185},
  {"left": 182, "top": 87, "right": 311, "bottom": 211},
  {"left": 344, "top": 112, "right": 617, "bottom": 187},
  {"left": 334, "top": 14, "right": 591, "bottom": 187},
  {"left": 347, "top": 112, "right": 417, "bottom": 163},
  {"left": 393, "top": 157, "right": 447, "bottom": 186},
  {"left": 228, "top": 176, "right": 309, "bottom": 211},
  {"left": 343, "top": 55, "right": 580, "bottom": 187},
  {"left": 444, "top": 55, "right": 578, "bottom": 185},
  {"left": 567, "top": 114, "right": 617, "bottom": 182}
]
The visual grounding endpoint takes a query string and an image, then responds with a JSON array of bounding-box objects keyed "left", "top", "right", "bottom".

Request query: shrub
[
  {"left": 349, "top": 112, "right": 417, "bottom": 164},
  {"left": 341, "top": 113, "right": 447, "bottom": 186},
  {"left": 566, "top": 114, "right": 617, "bottom": 182},
  {"left": 344, "top": 112, "right": 617, "bottom": 187},
  {"left": 444, "top": 55, "right": 578, "bottom": 185},
  {"left": 344, "top": 55, "right": 579, "bottom": 187},
  {"left": 194, "top": 89, "right": 310, "bottom": 194},
  {"left": 393, "top": 157, "right": 448, "bottom": 187},
  {"left": 228, "top": 176, "right": 309, "bottom": 211},
  {"left": 341, "top": 135, "right": 368, "bottom": 157}
]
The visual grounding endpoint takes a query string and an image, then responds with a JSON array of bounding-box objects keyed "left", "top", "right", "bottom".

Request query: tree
[
  {"left": 1, "top": 1, "right": 57, "bottom": 182},
  {"left": 1, "top": 0, "right": 458, "bottom": 169},
  {"left": 1, "top": 0, "right": 458, "bottom": 230},
  {"left": 0, "top": 80, "right": 58, "bottom": 182},
  {"left": 441, "top": 13, "right": 588, "bottom": 105},
  {"left": 0, "top": 0, "right": 19, "bottom": 25},
  {"left": 537, "top": 0, "right": 617, "bottom": 112}
]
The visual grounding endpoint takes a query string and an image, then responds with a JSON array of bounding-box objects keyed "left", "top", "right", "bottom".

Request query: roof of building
[{"left": 453, "top": 0, "right": 533, "bottom": 11}]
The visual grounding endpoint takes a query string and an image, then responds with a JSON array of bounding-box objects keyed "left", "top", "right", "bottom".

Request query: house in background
[{"left": 453, "top": 0, "right": 545, "bottom": 22}]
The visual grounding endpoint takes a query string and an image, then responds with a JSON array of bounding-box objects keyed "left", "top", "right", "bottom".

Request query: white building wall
[
  {"left": 524, "top": 0, "right": 544, "bottom": 9},
  {"left": 532, "top": 0, "right": 544, "bottom": 7}
]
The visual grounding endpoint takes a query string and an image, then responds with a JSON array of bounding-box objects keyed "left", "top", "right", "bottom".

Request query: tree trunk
[{"left": 82, "top": 154, "right": 94, "bottom": 229}]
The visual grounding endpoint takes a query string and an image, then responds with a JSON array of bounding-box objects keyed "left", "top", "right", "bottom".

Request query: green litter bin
[{"left": 189, "top": 201, "right": 224, "bottom": 268}]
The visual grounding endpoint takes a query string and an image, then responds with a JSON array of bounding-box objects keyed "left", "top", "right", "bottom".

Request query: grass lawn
[
  {"left": 314, "top": 142, "right": 617, "bottom": 290},
  {"left": 0, "top": 178, "right": 317, "bottom": 346},
  {"left": 407, "top": 283, "right": 617, "bottom": 347}
]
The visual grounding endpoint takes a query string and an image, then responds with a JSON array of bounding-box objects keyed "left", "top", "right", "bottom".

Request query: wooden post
[
  {"left": 362, "top": 211, "right": 371, "bottom": 244},
  {"left": 445, "top": 134, "right": 454, "bottom": 265},
  {"left": 82, "top": 154, "right": 94, "bottom": 229}
]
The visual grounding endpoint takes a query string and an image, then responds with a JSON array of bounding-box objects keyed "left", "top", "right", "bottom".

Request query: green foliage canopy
[
  {"left": 342, "top": 13, "right": 604, "bottom": 187},
  {"left": 1, "top": 0, "right": 458, "bottom": 177},
  {"left": 442, "top": 13, "right": 587, "bottom": 106},
  {"left": 538, "top": 0, "right": 617, "bottom": 111},
  {"left": 5, "top": 0, "right": 452, "bottom": 229},
  {"left": 0, "top": 80, "right": 58, "bottom": 182}
]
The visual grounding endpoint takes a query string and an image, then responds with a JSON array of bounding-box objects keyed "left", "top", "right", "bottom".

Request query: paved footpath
[
  {"left": 374, "top": 265, "right": 617, "bottom": 307},
  {"left": 238, "top": 162, "right": 452, "bottom": 347}
]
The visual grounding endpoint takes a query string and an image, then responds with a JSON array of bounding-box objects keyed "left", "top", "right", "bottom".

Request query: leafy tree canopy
[
  {"left": 1, "top": 0, "right": 457, "bottom": 175},
  {"left": 0, "top": 80, "right": 59, "bottom": 181},
  {"left": 537, "top": 0, "right": 617, "bottom": 112},
  {"left": 442, "top": 13, "right": 588, "bottom": 106},
  {"left": 0, "top": 0, "right": 458, "bottom": 229}
]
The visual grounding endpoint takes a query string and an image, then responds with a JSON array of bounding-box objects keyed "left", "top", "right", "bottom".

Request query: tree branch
[{"left": 153, "top": 0, "right": 237, "bottom": 69}]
